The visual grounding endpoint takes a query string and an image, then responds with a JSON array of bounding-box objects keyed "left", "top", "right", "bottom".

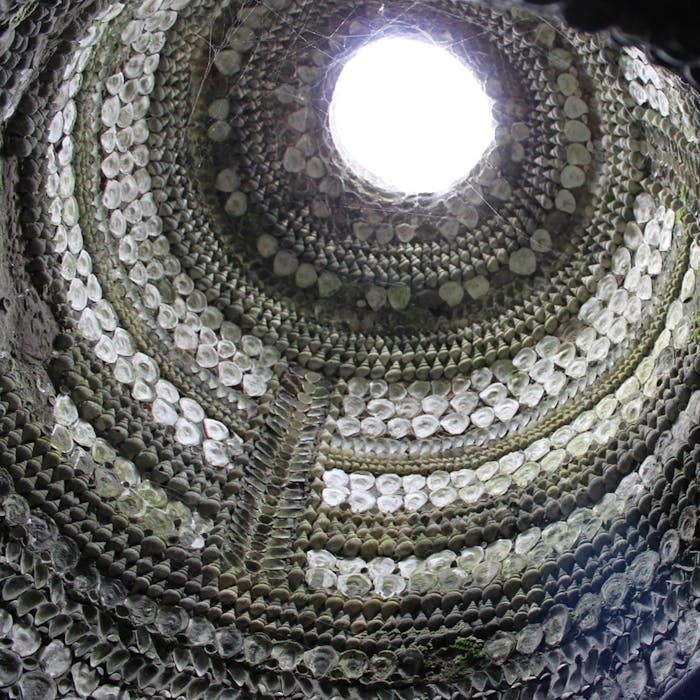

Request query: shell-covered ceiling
[{"left": 1, "top": 0, "right": 700, "bottom": 698}]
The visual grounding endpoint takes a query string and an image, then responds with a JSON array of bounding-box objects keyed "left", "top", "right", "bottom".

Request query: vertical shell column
[{"left": 220, "top": 368, "right": 329, "bottom": 588}]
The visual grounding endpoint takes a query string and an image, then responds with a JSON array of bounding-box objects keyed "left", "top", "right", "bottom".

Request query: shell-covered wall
[{"left": 1, "top": 1, "right": 700, "bottom": 698}]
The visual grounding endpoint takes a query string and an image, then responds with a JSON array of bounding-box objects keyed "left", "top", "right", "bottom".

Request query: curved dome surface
[{"left": 1, "top": 1, "right": 700, "bottom": 698}]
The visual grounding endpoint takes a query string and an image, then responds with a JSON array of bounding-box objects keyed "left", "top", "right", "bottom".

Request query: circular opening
[{"left": 329, "top": 36, "right": 494, "bottom": 195}]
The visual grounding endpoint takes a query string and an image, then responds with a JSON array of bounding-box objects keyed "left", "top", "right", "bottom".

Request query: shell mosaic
[{"left": 2, "top": 0, "right": 700, "bottom": 698}]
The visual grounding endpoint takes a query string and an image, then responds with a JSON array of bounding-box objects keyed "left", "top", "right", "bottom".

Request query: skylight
[{"left": 329, "top": 36, "right": 494, "bottom": 194}]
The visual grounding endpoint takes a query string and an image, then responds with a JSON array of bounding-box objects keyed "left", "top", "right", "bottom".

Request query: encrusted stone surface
[{"left": 0, "top": 0, "right": 700, "bottom": 698}]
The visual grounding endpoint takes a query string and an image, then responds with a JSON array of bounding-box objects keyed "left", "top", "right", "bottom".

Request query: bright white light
[{"left": 329, "top": 37, "right": 494, "bottom": 194}]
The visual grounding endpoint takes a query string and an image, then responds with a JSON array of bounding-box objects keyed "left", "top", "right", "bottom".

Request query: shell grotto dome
[{"left": 3, "top": 0, "right": 700, "bottom": 698}]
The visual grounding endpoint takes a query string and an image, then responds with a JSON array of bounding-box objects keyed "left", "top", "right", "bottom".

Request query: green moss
[
  {"left": 691, "top": 309, "right": 700, "bottom": 342},
  {"left": 449, "top": 636, "right": 485, "bottom": 675}
]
